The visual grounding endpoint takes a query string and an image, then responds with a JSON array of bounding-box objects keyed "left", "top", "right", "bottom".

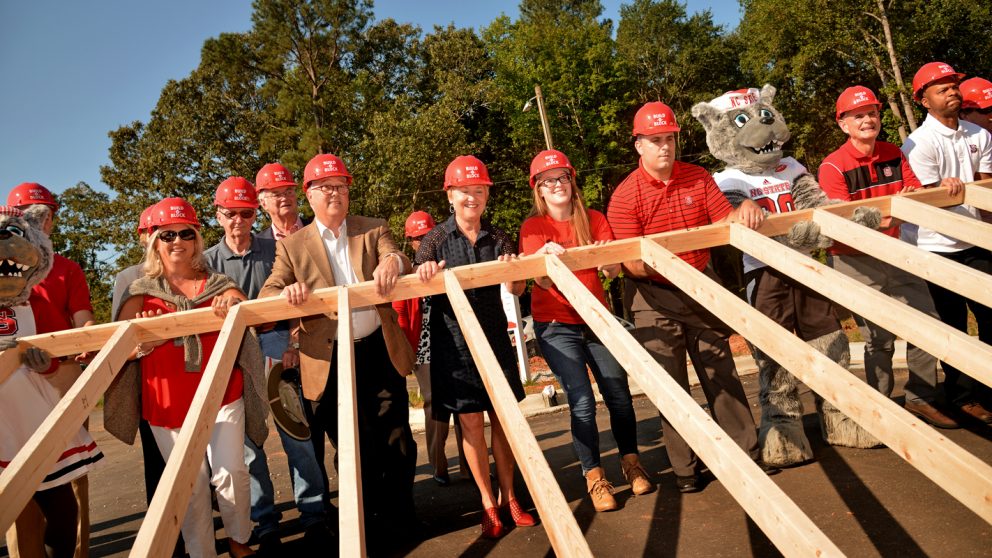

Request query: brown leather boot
[
  {"left": 621, "top": 454, "right": 654, "bottom": 495},
  {"left": 585, "top": 467, "right": 618, "bottom": 512}
]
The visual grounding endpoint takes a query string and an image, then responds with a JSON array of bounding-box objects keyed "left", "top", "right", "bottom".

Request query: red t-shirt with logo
[
  {"left": 29, "top": 254, "right": 94, "bottom": 373},
  {"left": 519, "top": 210, "right": 613, "bottom": 324}
]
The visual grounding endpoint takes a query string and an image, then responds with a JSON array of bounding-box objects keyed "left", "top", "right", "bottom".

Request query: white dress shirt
[{"left": 315, "top": 218, "right": 382, "bottom": 339}]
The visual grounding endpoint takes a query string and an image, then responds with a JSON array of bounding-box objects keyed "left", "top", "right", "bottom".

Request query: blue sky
[{"left": 0, "top": 0, "right": 742, "bottom": 199}]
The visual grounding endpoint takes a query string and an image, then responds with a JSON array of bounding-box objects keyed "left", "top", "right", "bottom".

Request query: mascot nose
[{"left": 760, "top": 115, "right": 774, "bottom": 125}]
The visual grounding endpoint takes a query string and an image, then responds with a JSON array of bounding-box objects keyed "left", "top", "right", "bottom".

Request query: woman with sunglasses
[
  {"left": 519, "top": 150, "right": 652, "bottom": 513},
  {"left": 114, "top": 198, "right": 259, "bottom": 558},
  {"left": 415, "top": 156, "right": 536, "bottom": 539}
]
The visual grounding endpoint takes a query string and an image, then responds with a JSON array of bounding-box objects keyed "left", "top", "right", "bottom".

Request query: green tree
[{"left": 51, "top": 183, "right": 115, "bottom": 323}]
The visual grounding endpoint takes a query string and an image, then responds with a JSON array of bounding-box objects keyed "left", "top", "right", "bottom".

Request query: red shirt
[
  {"left": 139, "top": 291, "right": 243, "bottom": 429},
  {"left": 818, "top": 139, "right": 922, "bottom": 254},
  {"left": 392, "top": 297, "right": 421, "bottom": 351},
  {"left": 607, "top": 160, "right": 732, "bottom": 283},
  {"left": 29, "top": 254, "right": 93, "bottom": 373},
  {"left": 519, "top": 209, "right": 613, "bottom": 324}
]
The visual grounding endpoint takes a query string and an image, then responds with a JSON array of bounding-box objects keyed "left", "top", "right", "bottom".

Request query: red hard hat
[
  {"left": 632, "top": 101, "right": 681, "bottom": 136},
  {"left": 912, "top": 61, "right": 965, "bottom": 100},
  {"left": 529, "top": 149, "right": 575, "bottom": 189},
  {"left": 255, "top": 162, "right": 297, "bottom": 191},
  {"left": 303, "top": 153, "right": 352, "bottom": 190},
  {"left": 961, "top": 77, "right": 992, "bottom": 110},
  {"left": 404, "top": 211, "right": 436, "bottom": 238},
  {"left": 150, "top": 197, "right": 200, "bottom": 230},
  {"left": 444, "top": 155, "right": 493, "bottom": 190},
  {"left": 835, "top": 86, "right": 881, "bottom": 119},
  {"left": 137, "top": 204, "right": 156, "bottom": 233},
  {"left": 7, "top": 182, "right": 59, "bottom": 212},
  {"left": 214, "top": 177, "right": 259, "bottom": 209}
]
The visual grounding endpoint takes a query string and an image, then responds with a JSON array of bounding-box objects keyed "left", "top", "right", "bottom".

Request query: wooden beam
[
  {"left": 0, "top": 323, "right": 136, "bottom": 532},
  {"left": 545, "top": 254, "right": 843, "bottom": 558},
  {"left": 730, "top": 225, "right": 992, "bottom": 389},
  {"left": 963, "top": 180, "right": 992, "bottom": 212},
  {"left": 812, "top": 209, "right": 992, "bottom": 308},
  {"left": 890, "top": 196, "right": 992, "bottom": 252},
  {"left": 336, "top": 288, "right": 366, "bottom": 556},
  {"left": 129, "top": 307, "right": 247, "bottom": 558},
  {"left": 636, "top": 240, "right": 992, "bottom": 526},
  {"left": 443, "top": 272, "right": 593, "bottom": 558}
]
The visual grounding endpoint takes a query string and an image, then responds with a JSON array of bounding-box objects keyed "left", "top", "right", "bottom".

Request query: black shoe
[
  {"left": 433, "top": 472, "right": 450, "bottom": 486},
  {"left": 256, "top": 532, "right": 281, "bottom": 556},
  {"left": 675, "top": 474, "right": 701, "bottom": 493},
  {"left": 303, "top": 523, "right": 334, "bottom": 553},
  {"left": 756, "top": 460, "right": 781, "bottom": 476}
]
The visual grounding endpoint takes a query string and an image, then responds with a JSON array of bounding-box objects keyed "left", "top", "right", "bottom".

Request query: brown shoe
[
  {"left": 905, "top": 401, "right": 959, "bottom": 429},
  {"left": 585, "top": 467, "right": 618, "bottom": 512},
  {"left": 960, "top": 401, "right": 992, "bottom": 424},
  {"left": 621, "top": 454, "right": 655, "bottom": 495}
]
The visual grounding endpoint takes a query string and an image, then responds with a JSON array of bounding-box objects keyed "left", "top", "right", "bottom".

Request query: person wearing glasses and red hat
[
  {"left": 607, "top": 101, "right": 773, "bottom": 494},
  {"left": 902, "top": 62, "right": 992, "bottom": 425},
  {"left": 817, "top": 84, "right": 960, "bottom": 429},
  {"left": 259, "top": 153, "right": 419, "bottom": 551},
  {"left": 960, "top": 77, "right": 992, "bottom": 134},
  {"left": 109, "top": 197, "right": 265, "bottom": 558}
]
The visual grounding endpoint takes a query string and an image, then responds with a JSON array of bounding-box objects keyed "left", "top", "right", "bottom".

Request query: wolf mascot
[
  {"left": 692, "top": 86, "right": 881, "bottom": 466},
  {"left": 0, "top": 205, "right": 103, "bottom": 557}
]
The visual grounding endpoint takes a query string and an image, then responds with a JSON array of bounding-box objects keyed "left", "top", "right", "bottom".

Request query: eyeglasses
[
  {"left": 158, "top": 229, "right": 197, "bottom": 243},
  {"left": 218, "top": 208, "right": 256, "bottom": 220},
  {"left": 538, "top": 174, "right": 572, "bottom": 189},
  {"left": 309, "top": 183, "right": 350, "bottom": 195},
  {"left": 265, "top": 188, "right": 297, "bottom": 199}
]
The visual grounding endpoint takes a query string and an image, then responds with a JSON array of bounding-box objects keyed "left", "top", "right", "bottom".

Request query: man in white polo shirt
[{"left": 902, "top": 61, "right": 992, "bottom": 424}]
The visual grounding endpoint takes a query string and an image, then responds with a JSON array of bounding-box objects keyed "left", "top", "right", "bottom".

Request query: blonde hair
[
  {"left": 529, "top": 174, "right": 593, "bottom": 246},
  {"left": 142, "top": 227, "right": 208, "bottom": 278}
]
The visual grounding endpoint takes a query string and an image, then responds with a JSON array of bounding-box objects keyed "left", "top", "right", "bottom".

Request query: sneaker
[
  {"left": 621, "top": 454, "right": 655, "bottom": 495},
  {"left": 675, "top": 473, "right": 701, "bottom": 493},
  {"left": 585, "top": 467, "right": 618, "bottom": 512}
]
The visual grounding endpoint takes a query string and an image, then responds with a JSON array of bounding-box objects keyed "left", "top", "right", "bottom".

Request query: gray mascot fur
[{"left": 692, "top": 85, "right": 881, "bottom": 466}]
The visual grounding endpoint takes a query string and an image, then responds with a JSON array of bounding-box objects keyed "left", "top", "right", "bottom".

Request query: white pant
[{"left": 151, "top": 399, "right": 251, "bottom": 558}]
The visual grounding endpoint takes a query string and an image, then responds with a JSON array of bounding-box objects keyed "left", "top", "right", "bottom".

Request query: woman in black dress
[{"left": 415, "top": 155, "right": 536, "bottom": 539}]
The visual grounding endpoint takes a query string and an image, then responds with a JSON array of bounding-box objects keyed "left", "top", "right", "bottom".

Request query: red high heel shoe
[
  {"left": 482, "top": 507, "right": 505, "bottom": 539},
  {"left": 502, "top": 499, "right": 537, "bottom": 527}
]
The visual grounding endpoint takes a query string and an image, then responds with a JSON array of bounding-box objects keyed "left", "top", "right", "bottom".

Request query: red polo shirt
[
  {"left": 29, "top": 254, "right": 93, "bottom": 373},
  {"left": 818, "top": 139, "right": 922, "bottom": 254},
  {"left": 607, "top": 160, "right": 732, "bottom": 283}
]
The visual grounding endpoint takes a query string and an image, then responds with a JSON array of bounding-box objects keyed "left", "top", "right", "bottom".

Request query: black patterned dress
[{"left": 414, "top": 216, "right": 526, "bottom": 414}]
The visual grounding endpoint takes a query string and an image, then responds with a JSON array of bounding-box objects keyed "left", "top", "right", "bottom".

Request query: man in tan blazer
[{"left": 259, "top": 153, "right": 417, "bottom": 547}]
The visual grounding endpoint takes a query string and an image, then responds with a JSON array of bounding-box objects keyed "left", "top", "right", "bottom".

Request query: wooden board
[
  {"left": 545, "top": 254, "right": 844, "bottom": 558},
  {"left": 443, "top": 272, "right": 594, "bottom": 558},
  {"left": 0, "top": 323, "right": 136, "bottom": 532},
  {"left": 812, "top": 209, "right": 992, "bottom": 308},
  {"left": 890, "top": 196, "right": 992, "bottom": 252},
  {"left": 729, "top": 225, "right": 992, "bottom": 390},
  {"left": 336, "top": 288, "right": 366, "bottom": 556},
  {"left": 637, "top": 239, "right": 992, "bottom": 526},
  {"left": 129, "top": 307, "right": 247, "bottom": 558},
  {"left": 963, "top": 180, "right": 992, "bottom": 213}
]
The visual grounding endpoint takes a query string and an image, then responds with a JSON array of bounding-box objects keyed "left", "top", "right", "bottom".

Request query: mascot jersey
[
  {"left": 0, "top": 303, "right": 103, "bottom": 489},
  {"left": 714, "top": 157, "right": 807, "bottom": 273}
]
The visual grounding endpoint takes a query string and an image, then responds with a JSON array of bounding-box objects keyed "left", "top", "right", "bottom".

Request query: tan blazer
[{"left": 259, "top": 215, "right": 415, "bottom": 400}]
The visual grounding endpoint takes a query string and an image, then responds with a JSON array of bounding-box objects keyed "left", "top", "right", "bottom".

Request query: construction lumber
[
  {"left": 336, "top": 288, "right": 366, "bottom": 556},
  {"left": 0, "top": 323, "right": 136, "bottom": 533},
  {"left": 637, "top": 239, "right": 992, "bottom": 526},
  {"left": 963, "top": 180, "right": 992, "bottom": 212},
  {"left": 812, "top": 209, "right": 992, "bottom": 308},
  {"left": 729, "top": 225, "right": 992, "bottom": 390},
  {"left": 443, "top": 272, "right": 594, "bottom": 558},
  {"left": 129, "top": 307, "right": 247, "bottom": 558},
  {"left": 890, "top": 196, "right": 992, "bottom": 252},
  {"left": 545, "top": 255, "right": 843, "bottom": 558}
]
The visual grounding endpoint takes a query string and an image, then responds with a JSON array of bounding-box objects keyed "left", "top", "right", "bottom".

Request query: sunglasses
[
  {"left": 158, "top": 229, "right": 197, "bottom": 243},
  {"left": 218, "top": 208, "right": 256, "bottom": 220}
]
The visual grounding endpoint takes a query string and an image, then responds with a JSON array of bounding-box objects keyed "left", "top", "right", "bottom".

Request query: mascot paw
[
  {"left": 759, "top": 420, "right": 814, "bottom": 466},
  {"left": 0, "top": 338, "right": 17, "bottom": 351},
  {"left": 786, "top": 221, "right": 833, "bottom": 249},
  {"left": 818, "top": 401, "right": 882, "bottom": 448},
  {"left": 852, "top": 206, "right": 882, "bottom": 230},
  {"left": 23, "top": 347, "right": 52, "bottom": 373}
]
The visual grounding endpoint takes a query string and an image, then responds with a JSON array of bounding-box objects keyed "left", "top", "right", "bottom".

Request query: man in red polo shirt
[
  {"left": 607, "top": 101, "right": 773, "bottom": 493},
  {"left": 817, "top": 85, "right": 958, "bottom": 429}
]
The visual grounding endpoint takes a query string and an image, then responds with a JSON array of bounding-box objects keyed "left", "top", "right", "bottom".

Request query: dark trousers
[
  {"left": 925, "top": 247, "right": 992, "bottom": 406},
  {"left": 310, "top": 327, "right": 417, "bottom": 534}
]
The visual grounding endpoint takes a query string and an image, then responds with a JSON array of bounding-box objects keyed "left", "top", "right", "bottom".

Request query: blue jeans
[
  {"left": 247, "top": 329, "right": 327, "bottom": 536},
  {"left": 535, "top": 321, "right": 638, "bottom": 474}
]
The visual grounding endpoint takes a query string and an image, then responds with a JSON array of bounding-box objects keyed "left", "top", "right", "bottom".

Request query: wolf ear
[
  {"left": 22, "top": 205, "right": 51, "bottom": 235},
  {"left": 760, "top": 84, "right": 777, "bottom": 105},
  {"left": 691, "top": 101, "right": 722, "bottom": 132}
]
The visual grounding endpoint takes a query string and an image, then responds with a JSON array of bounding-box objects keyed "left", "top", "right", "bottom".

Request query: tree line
[{"left": 50, "top": 0, "right": 992, "bottom": 323}]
